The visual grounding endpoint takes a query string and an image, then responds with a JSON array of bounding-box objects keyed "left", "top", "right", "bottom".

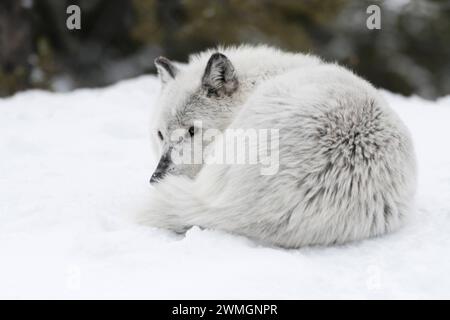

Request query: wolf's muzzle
[{"left": 149, "top": 152, "right": 171, "bottom": 184}]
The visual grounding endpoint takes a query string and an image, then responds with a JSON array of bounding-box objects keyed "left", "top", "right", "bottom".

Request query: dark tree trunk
[{"left": 0, "top": 0, "right": 33, "bottom": 96}]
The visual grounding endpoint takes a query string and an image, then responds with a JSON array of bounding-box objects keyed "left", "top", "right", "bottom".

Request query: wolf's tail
[{"left": 137, "top": 170, "right": 241, "bottom": 234}]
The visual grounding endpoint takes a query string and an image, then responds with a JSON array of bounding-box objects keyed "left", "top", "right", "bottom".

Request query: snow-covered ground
[{"left": 1, "top": 76, "right": 449, "bottom": 299}]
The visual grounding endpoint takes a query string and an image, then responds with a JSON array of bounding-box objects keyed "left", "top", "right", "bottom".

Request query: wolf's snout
[
  {"left": 150, "top": 152, "right": 171, "bottom": 184},
  {"left": 149, "top": 171, "right": 164, "bottom": 184}
]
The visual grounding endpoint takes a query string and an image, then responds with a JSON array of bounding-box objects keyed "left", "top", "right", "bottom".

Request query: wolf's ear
[
  {"left": 155, "top": 56, "right": 178, "bottom": 85},
  {"left": 202, "top": 53, "right": 238, "bottom": 96}
]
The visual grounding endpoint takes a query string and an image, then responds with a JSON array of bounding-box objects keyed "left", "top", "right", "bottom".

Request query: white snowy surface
[{"left": 1, "top": 75, "right": 450, "bottom": 299}]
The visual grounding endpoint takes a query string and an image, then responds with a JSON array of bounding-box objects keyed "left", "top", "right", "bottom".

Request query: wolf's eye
[
  {"left": 188, "top": 126, "right": 195, "bottom": 137},
  {"left": 157, "top": 130, "right": 163, "bottom": 141}
]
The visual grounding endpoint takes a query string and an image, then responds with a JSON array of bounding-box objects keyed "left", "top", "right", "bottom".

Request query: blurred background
[{"left": 1, "top": 0, "right": 449, "bottom": 99}]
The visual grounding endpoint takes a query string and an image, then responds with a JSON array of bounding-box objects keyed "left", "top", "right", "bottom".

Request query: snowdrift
[{"left": 1, "top": 76, "right": 449, "bottom": 299}]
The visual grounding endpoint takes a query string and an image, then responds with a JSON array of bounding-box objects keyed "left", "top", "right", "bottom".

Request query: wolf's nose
[
  {"left": 150, "top": 152, "right": 171, "bottom": 184},
  {"left": 149, "top": 171, "right": 164, "bottom": 184}
]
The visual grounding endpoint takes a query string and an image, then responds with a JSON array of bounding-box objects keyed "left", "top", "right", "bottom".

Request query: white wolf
[{"left": 139, "top": 45, "right": 417, "bottom": 248}]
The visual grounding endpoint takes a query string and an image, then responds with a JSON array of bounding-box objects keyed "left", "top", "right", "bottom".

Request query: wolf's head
[{"left": 150, "top": 52, "right": 243, "bottom": 184}]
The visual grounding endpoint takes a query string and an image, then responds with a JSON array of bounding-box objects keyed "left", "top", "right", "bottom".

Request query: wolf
[{"left": 140, "top": 45, "right": 417, "bottom": 248}]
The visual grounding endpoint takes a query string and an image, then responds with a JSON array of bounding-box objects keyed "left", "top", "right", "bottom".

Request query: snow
[{"left": 1, "top": 75, "right": 450, "bottom": 299}]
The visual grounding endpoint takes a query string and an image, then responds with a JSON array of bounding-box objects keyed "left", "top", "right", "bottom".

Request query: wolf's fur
[{"left": 140, "top": 45, "right": 417, "bottom": 248}]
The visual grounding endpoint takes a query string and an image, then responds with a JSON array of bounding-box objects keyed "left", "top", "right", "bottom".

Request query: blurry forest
[{"left": 1, "top": 0, "right": 449, "bottom": 99}]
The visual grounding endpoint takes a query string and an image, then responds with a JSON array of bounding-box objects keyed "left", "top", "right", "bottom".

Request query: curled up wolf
[{"left": 138, "top": 45, "right": 417, "bottom": 248}]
